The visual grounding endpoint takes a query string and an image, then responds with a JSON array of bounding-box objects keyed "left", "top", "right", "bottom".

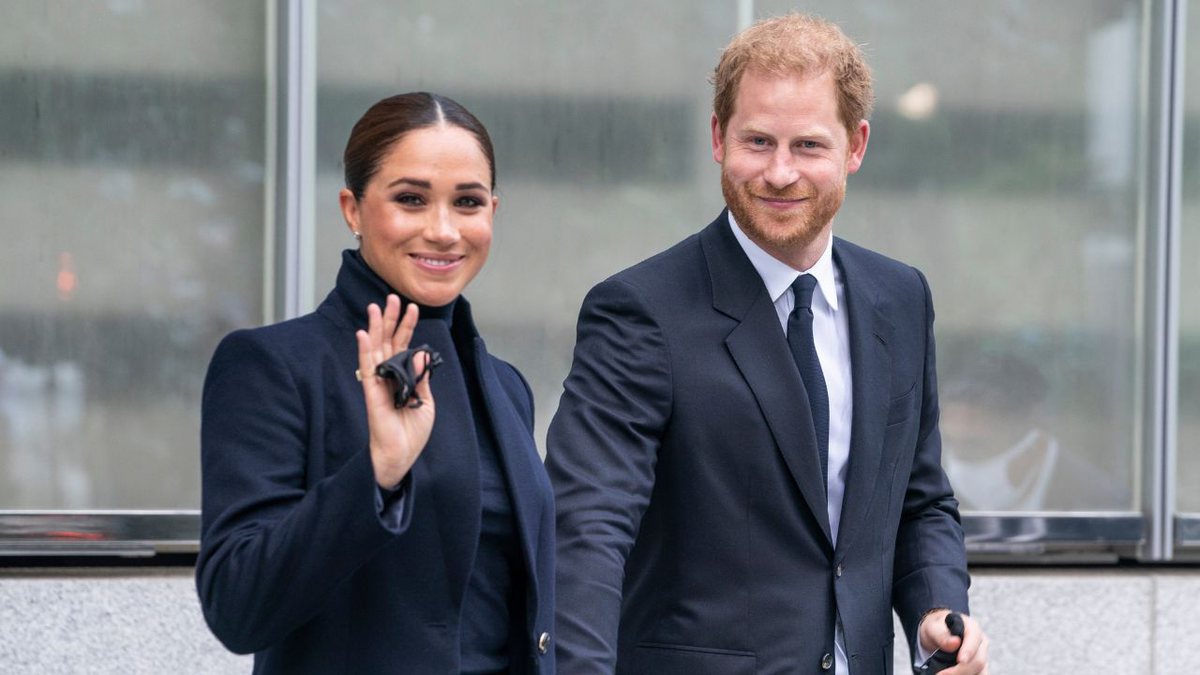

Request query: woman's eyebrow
[{"left": 386, "top": 177, "right": 432, "bottom": 189}]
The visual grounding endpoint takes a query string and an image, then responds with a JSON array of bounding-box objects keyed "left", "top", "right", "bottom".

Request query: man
[{"left": 547, "top": 14, "right": 988, "bottom": 675}]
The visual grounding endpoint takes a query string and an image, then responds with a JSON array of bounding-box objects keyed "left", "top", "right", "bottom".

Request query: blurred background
[
  {"left": 9, "top": 2, "right": 1200, "bottom": 672},
  {"left": 1, "top": 0, "right": 1198, "bottom": 558}
]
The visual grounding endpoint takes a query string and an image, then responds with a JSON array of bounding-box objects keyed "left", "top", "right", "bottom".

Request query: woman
[{"left": 196, "top": 93, "right": 555, "bottom": 674}]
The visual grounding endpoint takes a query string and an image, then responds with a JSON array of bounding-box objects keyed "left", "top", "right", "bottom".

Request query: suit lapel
[
  {"left": 702, "top": 215, "right": 833, "bottom": 546},
  {"left": 833, "top": 240, "right": 892, "bottom": 556}
]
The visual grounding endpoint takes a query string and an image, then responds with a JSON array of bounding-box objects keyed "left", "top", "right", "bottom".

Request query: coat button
[
  {"left": 835, "top": 563, "right": 844, "bottom": 578},
  {"left": 821, "top": 652, "right": 834, "bottom": 670},
  {"left": 537, "top": 631, "right": 550, "bottom": 654}
]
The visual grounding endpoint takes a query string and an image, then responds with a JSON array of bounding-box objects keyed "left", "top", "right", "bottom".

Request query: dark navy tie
[{"left": 787, "top": 274, "right": 829, "bottom": 491}]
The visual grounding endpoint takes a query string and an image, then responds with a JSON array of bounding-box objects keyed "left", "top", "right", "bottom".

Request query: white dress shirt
[{"left": 728, "top": 212, "right": 855, "bottom": 673}]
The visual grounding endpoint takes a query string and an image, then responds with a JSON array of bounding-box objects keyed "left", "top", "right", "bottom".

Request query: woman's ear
[{"left": 339, "top": 188, "right": 361, "bottom": 237}]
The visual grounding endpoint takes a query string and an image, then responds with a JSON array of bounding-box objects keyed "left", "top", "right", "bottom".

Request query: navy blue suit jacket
[
  {"left": 197, "top": 251, "right": 555, "bottom": 674},
  {"left": 546, "top": 214, "right": 968, "bottom": 674}
]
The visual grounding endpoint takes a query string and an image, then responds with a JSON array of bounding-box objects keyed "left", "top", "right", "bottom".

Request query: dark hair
[
  {"left": 944, "top": 351, "right": 1048, "bottom": 415},
  {"left": 342, "top": 92, "right": 496, "bottom": 199}
]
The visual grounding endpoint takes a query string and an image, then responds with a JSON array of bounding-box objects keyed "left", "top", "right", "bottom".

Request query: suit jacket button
[
  {"left": 538, "top": 631, "right": 551, "bottom": 654},
  {"left": 821, "top": 652, "right": 834, "bottom": 670},
  {"left": 835, "top": 563, "right": 844, "bottom": 578}
]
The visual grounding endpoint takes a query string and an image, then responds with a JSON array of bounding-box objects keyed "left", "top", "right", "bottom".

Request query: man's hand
[{"left": 918, "top": 609, "right": 989, "bottom": 674}]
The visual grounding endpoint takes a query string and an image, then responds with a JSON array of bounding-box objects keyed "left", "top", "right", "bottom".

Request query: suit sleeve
[
  {"left": 891, "top": 269, "right": 971, "bottom": 650},
  {"left": 195, "top": 329, "right": 414, "bottom": 654},
  {"left": 545, "top": 277, "right": 673, "bottom": 673}
]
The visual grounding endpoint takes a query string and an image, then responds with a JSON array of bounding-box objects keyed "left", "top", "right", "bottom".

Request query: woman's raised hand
[{"left": 356, "top": 294, "right": 435, "bottom": 489}]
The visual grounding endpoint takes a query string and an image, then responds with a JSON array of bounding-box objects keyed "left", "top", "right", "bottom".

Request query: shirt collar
[{"left": 727, "top": 210, "right": 839, "bottom": 311}]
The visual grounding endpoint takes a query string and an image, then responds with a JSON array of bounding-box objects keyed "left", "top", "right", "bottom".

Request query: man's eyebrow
[{"left": 739, "top": 126, "right": 836, "bottom": 141}]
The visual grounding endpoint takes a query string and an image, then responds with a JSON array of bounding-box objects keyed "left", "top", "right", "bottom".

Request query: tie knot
[{"left": 791, "top": 274, "right": 818, "bottom": 310}]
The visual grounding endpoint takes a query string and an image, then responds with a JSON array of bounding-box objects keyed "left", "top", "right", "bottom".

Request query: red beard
[{"left": 720, "top": 168, "right": 844, "bottom": 262}]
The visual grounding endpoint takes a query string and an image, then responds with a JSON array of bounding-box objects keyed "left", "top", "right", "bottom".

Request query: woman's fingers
[
  {"left": 380, "top": 294, "right": 401, "bottom": 357},
  {"left": 359, "top": 302, "right": 390, "bottom": 399},
  {"left": 358, "top": 299, "right": 435, "bottom": 489},
  {"left": 366, "top": 301, "right": 383, "bottom": 358},
  {"left": 413, "top": 350, "right": 435, "bottom": 407},
  {"left": 392, "top": 302, "right": 419, "bottom": 353},
  {"left": 360, "top": 297, "right": 429, "bottom": 410},
  {"left": 355, "top": 328, "right": 379, "bottom": 399}
]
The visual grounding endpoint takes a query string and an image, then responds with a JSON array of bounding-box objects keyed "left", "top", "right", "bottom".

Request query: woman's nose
[{"left": 424, "top": 207, "right": 461, "bottom": 245}]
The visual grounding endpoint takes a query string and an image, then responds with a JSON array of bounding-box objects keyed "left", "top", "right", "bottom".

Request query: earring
[{"left": 353, "top": 231, "right": 362, "bottom": 241}]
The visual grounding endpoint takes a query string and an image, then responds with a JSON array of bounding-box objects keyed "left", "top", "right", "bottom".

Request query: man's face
[{"left": 712, "top": 68, "right": 869, "bottom": 269}]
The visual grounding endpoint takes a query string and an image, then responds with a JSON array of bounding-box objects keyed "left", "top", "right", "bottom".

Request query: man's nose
[{"left": 763, "top": 149, "right": 799, "bottom": 189}]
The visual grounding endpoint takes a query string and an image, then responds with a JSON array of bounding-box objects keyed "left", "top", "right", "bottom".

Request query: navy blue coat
[
  {"left": 547, "top": 214, "right": 969, "bottom": 674},
  {"left": 197, "top": 250, "right": 555, "bottom": 674}
]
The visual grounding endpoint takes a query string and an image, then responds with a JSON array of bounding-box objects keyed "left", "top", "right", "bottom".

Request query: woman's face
[{"left": 340, "top": 124, "right": 496, "bottom": 307}]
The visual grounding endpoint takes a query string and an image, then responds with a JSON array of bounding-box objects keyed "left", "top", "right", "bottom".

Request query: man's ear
[
  {"left": 711, "top": 113, "right": 726, "bottom": 164},
  {"left": 845, "top": 119, "right": 870, "bottom": 175}
]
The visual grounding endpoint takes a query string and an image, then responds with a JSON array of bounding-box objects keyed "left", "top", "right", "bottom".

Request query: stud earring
[{"left": 353, "top": 231, "right": 362, "bottom": 241}]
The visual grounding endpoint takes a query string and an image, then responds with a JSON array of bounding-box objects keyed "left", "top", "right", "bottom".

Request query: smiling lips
[
  {"left": 757, "top": 194, "right": 810, "bottom": 209},
  {"left": 410, "top": 253, "right": 466, "bottom": 272}
]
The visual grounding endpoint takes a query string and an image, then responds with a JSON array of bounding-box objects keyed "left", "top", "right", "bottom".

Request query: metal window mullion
[
  {"left": 263, "top": 0, "right": 278, "bottom": 324},
  {"left": 737, "top": 0, "right": 754, "bottom": 30},
  {"left": 279, "top": 0, "right": 317, "bottom": 321},
  {"left": 1161, "top": 0, "right": 1187, "bottom": 560},
  {"left": 1145, "top": 0, "right": 1186, "bottom": 561}
]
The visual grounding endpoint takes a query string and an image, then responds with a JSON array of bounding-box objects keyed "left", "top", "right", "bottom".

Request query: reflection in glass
[
  {"left": 939, "top": 352, "right": 1128, "bottom": 511},
  {"left": 2, "top": 0, "right": 1153, "bottom": 515},
  {"left": 751, "top": 0, "right": 1146, "bottom": 511},
  {"left": 0, "top": 2, "right": 267, "bottom": 508},
  {"left": 315, "top": 0, "right": 737, "bottom": 446},
  {"left": 312, "top": 2, "right": 1148, "bottom": 513}
]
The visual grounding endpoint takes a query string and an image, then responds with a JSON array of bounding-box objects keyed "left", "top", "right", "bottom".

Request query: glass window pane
[
  {"left": 315, "top": 0, "right": 737, "bottom": 445},
  {"left": 0, "top": 2, "right": 267, "bottom": 509},
  {"left": 1178, "top": 0, "right": 1200, "bottom": 514},
  {"left": 315, "top": 0, "right": 1145, "bottom": 514},
  {"left": 753, "top": 0, "right": 1145, "bottom": 511}
]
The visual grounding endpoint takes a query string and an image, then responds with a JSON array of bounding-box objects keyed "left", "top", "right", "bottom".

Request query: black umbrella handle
[{"left": 916, "top": 612, "right": 964, "bottom": 674}]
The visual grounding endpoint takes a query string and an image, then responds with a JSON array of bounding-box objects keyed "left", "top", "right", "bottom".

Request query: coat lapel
[
  {"left": 832, "top": 240, "right": 892, "bottom": 556},
  {"left": 470, "top": 336, "right": 544, "bottom": 614},
  {"left": 413, "top": 316, "right": 481, "bottom": 601},
  {"left": 702, "top": 215, "right": 833, "bottom": 547}
]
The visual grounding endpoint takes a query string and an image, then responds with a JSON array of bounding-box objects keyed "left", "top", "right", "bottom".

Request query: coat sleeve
[
  {"left": 495, "top": 358, "right": 536, "bottom": 433},
  {"left": 195, "top": 328, "right": 414, "bottom": 654},
  {"left": 544, "top": 277, "right": 673, "bottom": 673},
  {"left": 891, "top": 268, "right": 971, "bottom": 651}
]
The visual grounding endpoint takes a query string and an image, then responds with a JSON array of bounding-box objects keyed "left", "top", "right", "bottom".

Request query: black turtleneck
[{"left": 449, "top": 305, "right": 526, "bottom": 675}]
